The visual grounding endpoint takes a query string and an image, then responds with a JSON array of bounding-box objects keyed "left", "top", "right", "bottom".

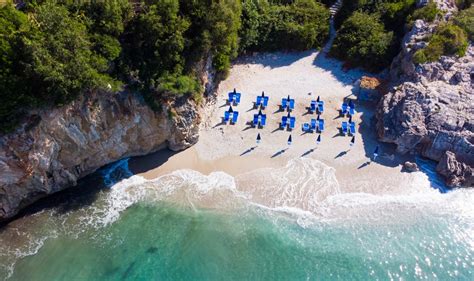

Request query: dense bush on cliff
[
  {"left": 333, "top": 0, "right": 418, "bottom": 71},
  {"left": 0, "top": 0, "right": 330, "bottom": 132},
  {"left": 331, "top": 12, "right": 395, "bottom": 71},
  {"left": 0, "top": 1, "right": 121, "bottom": 131},
  {"left": 406, "top": 1, "right": 441, "bottom": 26},
  {"left": 453, "top": 5, "right": 473, "bottom": 40},
  {"left": 413, "top": 23, "right": 468, "bottom": 64},
  {"left": 239, "top": 0, "right": 330, "bottom": 52}
]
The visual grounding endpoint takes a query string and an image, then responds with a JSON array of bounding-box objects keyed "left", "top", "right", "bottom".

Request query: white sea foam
[{"left": 2, "top": 156, "right": 474, "bottom": 280}]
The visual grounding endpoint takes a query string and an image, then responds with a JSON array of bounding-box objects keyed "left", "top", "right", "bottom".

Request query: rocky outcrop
[
  {"left": 0, "top": 90, "right": 201, "bottom": 221},
  {"left": 377, "top": 1, "right": 473, "bottom": 187},
  {"left": 437, "top": 151, "right": 473, "bottom": 187}
]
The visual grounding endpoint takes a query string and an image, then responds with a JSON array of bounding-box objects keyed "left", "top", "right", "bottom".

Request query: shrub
[
  {"left": 158, "top": 74, "right": 202, "bottom": 98},
  {"left": 454, "top": 5, "right": 474, "bottom": 40},
  {"left": 407, "top": 1, "right": 441, "bottom": 26},
  {"left": 239, "top": 0, "right": 330, "bottom": 52},
  {"left": 331, "top": 12, "right": 395, "bottom": 71},
  {"left": 413, "top": 23, "right": 468, "bottom": 63}
]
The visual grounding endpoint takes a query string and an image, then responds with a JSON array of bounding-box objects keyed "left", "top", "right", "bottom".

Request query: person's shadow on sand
[
  {"left": 358, "top": 161, "right": 371, "bottom": 169},
  {"left": 271, "top": 148, "right": 288, "bottom": 158},
  {"left": 240, "top": 146, "right": 257, "bottom": 156}
]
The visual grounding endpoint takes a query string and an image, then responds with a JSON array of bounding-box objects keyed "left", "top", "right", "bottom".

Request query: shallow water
[{"left": 1, "top": 159, "right": 473, "bottom": 280}]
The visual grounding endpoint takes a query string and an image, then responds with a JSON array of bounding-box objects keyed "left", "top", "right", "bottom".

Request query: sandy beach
[{"left": 129, "top": 49, "right": 433, "bottom": 208}]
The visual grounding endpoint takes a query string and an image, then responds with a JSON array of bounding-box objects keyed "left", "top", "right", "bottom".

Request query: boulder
[{"left": 403, "top": 161, "right": 420, "bottom": 172}]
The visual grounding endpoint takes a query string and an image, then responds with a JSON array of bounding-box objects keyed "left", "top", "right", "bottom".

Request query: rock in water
[
  {"left": 436, "top": 151, "right": 474, "bottom": 188},
  {"left": 403, "top": 161, "right": 419, "bottom": 172}
]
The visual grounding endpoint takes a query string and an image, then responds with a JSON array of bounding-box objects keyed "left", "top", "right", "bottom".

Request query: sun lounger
[
  {"left": 341, "top": 103, "right": 348, "bottom": 115},
  {"left": 349, "top": 122, "right": 356, "bottom": 135},
  {"left": 310, "top": 100, "right": 317, "bottom": 113},
  {"left": 253, "top": 114, "right": 259, "bottom": 126},
  {"left": 281, "top": 98, "right": 288, "bottom": 109},
  {"left": 235, "top": 93, "right": 241, "bottom": 105},
  {"left": 310, "top": 119, "right": 317, "bottom": 131},
  {"left": 318, "top": 101, "right": 324, "bottom": 113},
  {"left": 281, "top": 116, "right": 288, "bottom": 128},
  {"left": 341, "top": 121, "right": 348, "bottom": 135},
  {"left": 349, "top": 107, "right": 355, "bottom": 116},
  {"left": 348, "top": 101, "right": 355, "bottom": 116},
  {"left": 256, "top": 96, "right": 262, "bottom": 107},
  {"left": 289, "top": 117, "right": 296, "bottom": 129},
  {"left": 224, "top": 111, "right": 230, "bottom": 122},
  {"left": 318, "top": 119, "right": 325, "bottom": 132},
  {"left": 232, "top": 111, "right": 239, "bottom": 123},
  {"left": 262, "top": 96, "right": 269, "bottom": 107},
  {"left": 261, "top": 115, "right": 267, "bottom": 126},
  {"left": 302, "top": 123, "right": 310, "bottom": 132},
  {"left": 289, "top": 99, "right": 295, "bottom": 110}
]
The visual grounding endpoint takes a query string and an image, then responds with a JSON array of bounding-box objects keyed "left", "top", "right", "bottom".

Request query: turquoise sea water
[{"left": 1, "top": 159, "right": 473, "bottom": 280}]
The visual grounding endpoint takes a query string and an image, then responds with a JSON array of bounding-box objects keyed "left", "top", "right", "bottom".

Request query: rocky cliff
[
  {"left": 0, "top": 91, "right": 202, "bottom": 221},
  {"left": 377, "top": 1, "right": 473, "bottom": 187}
]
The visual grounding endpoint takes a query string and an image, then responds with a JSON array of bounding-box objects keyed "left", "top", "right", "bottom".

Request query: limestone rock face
[
  {"left": 0, "top": 91, "right": 200, "bottom": 221},
  {"left": 437, "top": 151, "right": 474, "bottom": 187},
  {"left": 377, "top": 1, "right": 473, "bottom": 187}
]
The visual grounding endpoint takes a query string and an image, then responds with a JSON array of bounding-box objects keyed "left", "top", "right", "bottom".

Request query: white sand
[{"left": 137, "top": 50, "right": 434, "bottom": 208}]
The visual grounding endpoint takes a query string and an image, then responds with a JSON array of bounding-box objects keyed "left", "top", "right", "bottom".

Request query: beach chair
[
  {"left": 341, "top": 103, "right": 348, "bottom": 115},
  {"left": 235, "top": 93, "right": 241, "bottom": 105},
  {"left": 289, "top": 117, "right": 296, "bottom": 129},
  {"left": 349, "top": 122, "right": 356, "bottom": 135},
  {"left": 256, "top": 96, "right": 262, "bottom": 107},
  {"left": 281, "top": 116, "right": 288, "bottom": 128},
  {"left": 289, "top": 99, "right": 295, "bottom": 110},
  {"left": 348, "top": 101, "right": 355, "bottom": 116},
  {"left": 224, "top": 111, "right": 230, "bottom": 123},
  {"left": 318, "top": 101, "right": 324, "bottom": 114},
  {"left": 232, "top": 111, "right": 239, "bottom": 124},
  {"left": 310, "top": 100, "right": 317, "bottom": 113},
  {"left": 253, "top": 114, "right": 259, "bottom": 126},
  {"left": 318, "top": 119, "right": 325, "bottom": 132},
  {"left": 262, "top": 96, "right": 269, "bottom": 108},
  {"left": 302, "top": 123, "right": 310, "bottom": 132},
  {"left": 310, "top": 119, "right": 317, "bottom": 131},
  {"left": 341, "top": 121, "right": 348, "bottom": 135},
  {"left": 261, "top": 115, "right": 267, "bottom": 126},
  {"left": 349, "top": 106, "right": 355, "bottom": 116},
  {"left": 281, "top": 98, "right": 288, "bottom": 110}
]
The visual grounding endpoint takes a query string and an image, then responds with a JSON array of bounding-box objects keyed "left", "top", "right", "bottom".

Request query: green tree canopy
[{"left": 331, "top": 12, "right": 395, "bottom": 71}]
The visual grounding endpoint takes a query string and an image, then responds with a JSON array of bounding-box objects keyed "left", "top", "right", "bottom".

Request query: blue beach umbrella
[
  {"left": 256, "top": 133, "right": 261, "bottom": 144},
  {"left": 350, "top": 136, "right": 355, "bottom": 147},
  {"left": 228, "top": 105, "right": 234, "bottom": 113},
  {"left": 288, "top": 134, "right": 292, "bottom": 146},
  {"left": 316, "top": 134, "right": 321, "bottom": 145}
]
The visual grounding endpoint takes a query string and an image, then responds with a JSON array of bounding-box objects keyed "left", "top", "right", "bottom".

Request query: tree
[{"left": 331, "top": 12, "right": 395, "bottom": 71}]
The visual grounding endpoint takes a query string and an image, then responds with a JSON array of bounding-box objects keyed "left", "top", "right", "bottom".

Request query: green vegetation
[
  {"left": 453, "top": 5, "right": 474, "bottom": 40},
  {"left": 407, "top": 1, "right": 441, "bottom": 26},
  {"left": 240, "top": 0, "right": 330, "bottom": 52},
  {"left": 332, "top": 0, "right": 417, "bottom": 71},
  {"left": 0, "top": 0, "right": 330, "bottom": 132},
  {"left": 331, "top": 12, "right": 395, "bottom": 71},
  {"left": 412, "top": 3, "right": 471, "bottom": 64},
  {"left": 413, "top": 23, "right": 468, "bottom": 64}
]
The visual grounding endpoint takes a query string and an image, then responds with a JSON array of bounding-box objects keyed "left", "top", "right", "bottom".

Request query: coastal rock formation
[
  {"left": 377, "top": 1, "right": 473, "bottom": 187},
  {"left": 403, "top": 161, "right": 419, "bottom": 172},
  {"left": 0, "top": 91, "right": 200, "bottom": 221}
]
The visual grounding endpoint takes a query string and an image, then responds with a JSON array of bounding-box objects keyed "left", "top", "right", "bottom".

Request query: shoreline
[{"left": 132, "top": 50, "right": 415, "bottom": 188}]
